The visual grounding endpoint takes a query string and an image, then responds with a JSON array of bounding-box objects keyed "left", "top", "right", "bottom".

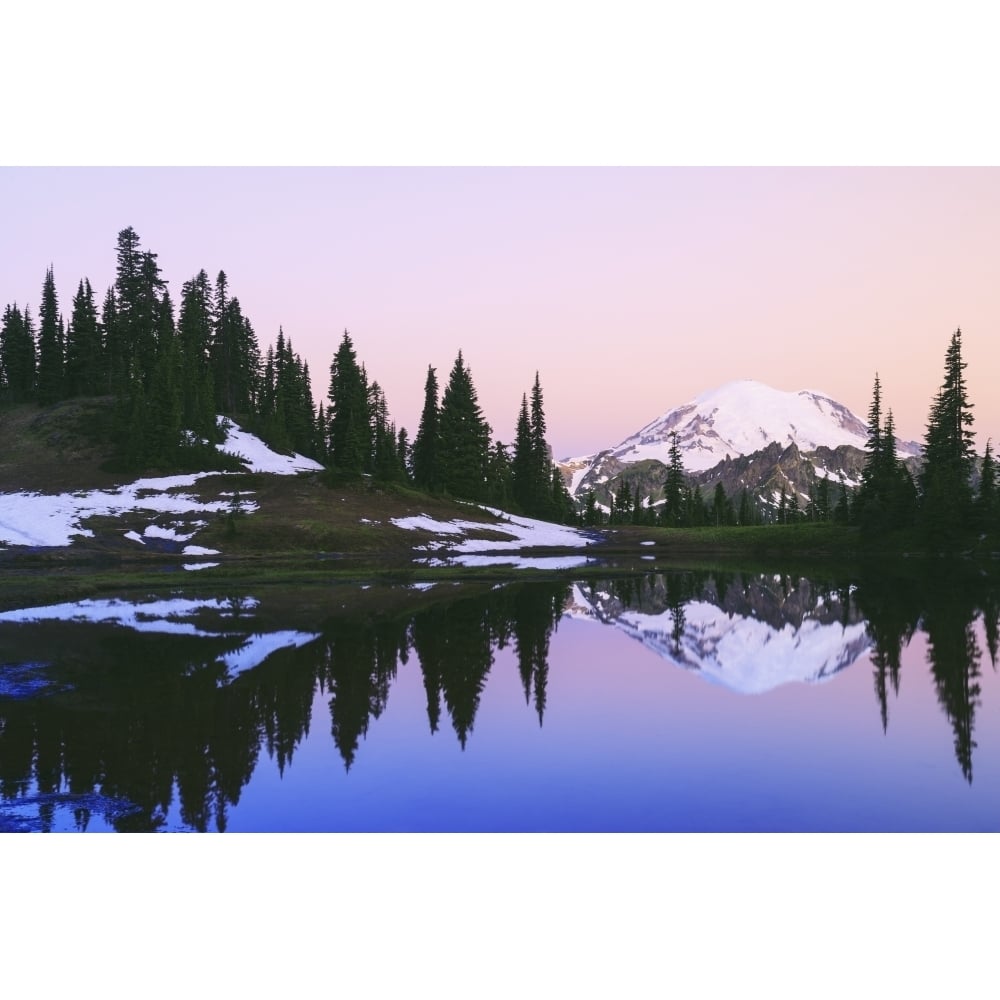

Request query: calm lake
[{"left": 2, "top": 563, "right": 999, "bottom": 832}]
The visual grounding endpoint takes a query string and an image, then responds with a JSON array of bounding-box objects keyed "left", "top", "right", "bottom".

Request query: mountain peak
[{"left": 562, "top": 380, "right": 921, "bottom": 492}]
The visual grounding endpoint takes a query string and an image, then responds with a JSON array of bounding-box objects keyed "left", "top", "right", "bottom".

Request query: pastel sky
[{"left": 2, "top": 167, "right": 997, "bottom": 459}]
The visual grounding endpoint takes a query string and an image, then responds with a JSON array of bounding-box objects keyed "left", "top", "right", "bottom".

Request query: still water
[{"left": 2, "top": 565, "right": 999, "bottom": 832}]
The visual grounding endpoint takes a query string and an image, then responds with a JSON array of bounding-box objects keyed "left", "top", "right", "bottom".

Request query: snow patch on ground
[
  {"left": 392, "top": 508, "right": 592, "bottom": 554},
  {"left": 218, "top": 418, "right": 323, "bottom": 474},
  {"left": 182, "top": 545, "right": 220, "bottom": 555},
  {"left": 444, "top": 554, "right": 591, "bottom": 570},
  {"left": 183, "top": 562, "right": 220, "bottom": 571},
  {"left": 0, "top": 417, "right": 319, "bottom": 548}
]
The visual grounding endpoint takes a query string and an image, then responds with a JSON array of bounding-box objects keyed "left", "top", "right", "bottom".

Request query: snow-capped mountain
[
  {"left": 566, "top": 575, "right": 871, "bottom": 695},
  {"left": 561, "top": 380, "right": 921, "bottom": 496}
]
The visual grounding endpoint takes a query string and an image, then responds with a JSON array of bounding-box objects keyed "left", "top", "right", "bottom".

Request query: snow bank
[
  {"left": 391, "top": 508, "right": 591, "bottom": 553},
  {"left": 0, "top": 477, "right": 236, "bottom": 548},
  {"left": 218, "top": 418, "right": 323, "bottom": 474},
  {"left": 0, "top": 417, "right": 317, "bottom": 548}
]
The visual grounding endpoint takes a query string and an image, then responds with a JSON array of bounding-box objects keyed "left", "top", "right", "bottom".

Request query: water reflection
[
  {"left": 853, "top": 565, "right": 993, "bottom": 784},
  {"left": 2, "top": 565, "right": 1000, "bottom": 830}
]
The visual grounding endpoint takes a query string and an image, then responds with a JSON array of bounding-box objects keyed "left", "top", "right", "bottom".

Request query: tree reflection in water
[{"left": 2, "top": 565, "right": 1000, "bottom": 830}]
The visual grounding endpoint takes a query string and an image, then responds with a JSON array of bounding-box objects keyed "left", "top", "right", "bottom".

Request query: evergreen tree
[
  {"left": 816, "top": 475, "right": 831, "bottom": 522},
  {"left": 100, "top": 287, "right": 120, "bottom": 394},
  {"left": 396, "top": 427, "right": 410, "bottom": 480},
  {"left": 977, "top": 440, "right": 997, "bottom": 532},
  {"left": 411, "top": 365, "right": 440, "bottom": 491},
  {"left": 327, "top": 330, "right": 371, "bottom": 473},
  {"left": 512, "top": 393, "right": 533, "bottom": 510},
  {"left": 920, "top": 328, "right": 976, "bottom": 537},
  {"left": 662, "top": 433, "right": 686, "bottom": 526},
  {"left": 834, "top": 472, "right": 851, "bottom": 525},
  {"left": 529, "top": 372, "right": 554, "bottom": 518},
  {"left": 486, "top": 440, "right": 514, "bottom": 507},
  {"left": 0, "top": 304, "right": 36, "bottom": 403},
  {"left": 738, "top": 487, "right": 751, "bottom": 527},
  {"left": 145, "top": 330, "right": 183, "bottom": 465},
  {"left": 177, "top": 272, "right": 219, "bottom": 442},
  {"left": 36, "top": 266, "right": 64, "bottom": 405},
  {"left": 112, "top": 227, "right": 166, "bottom": 392},
  {"left": 551, "top": 466, "right": 576, "bottom": 524},
  {"left": 437, "top": 350, "right": 490, "bottom": 499}
]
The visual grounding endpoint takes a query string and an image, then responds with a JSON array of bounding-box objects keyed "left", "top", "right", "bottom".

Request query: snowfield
[
  {"left": 218, "top": 418, "right": 324, "bottom": 474},
  {"left": 0, "top": 417, "right": 318, "bottom": 548},
  {"left": 391, "top": 509, "right": 593, "bottom": 553}
]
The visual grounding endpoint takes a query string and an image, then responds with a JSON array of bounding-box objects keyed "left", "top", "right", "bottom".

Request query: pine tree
[
  {"left": 834, "top": 472, "right": 851, "bottom": 525},
  {"left": 327, "top": 330, "right": 371, "bottom": 473},
  {"left": 35, "top": 267, "right": 64, "bottom": 405},
  {"left": 738, "top": 487, "right": 751, "bottom": 526},
  {"left": 712, "top": 482, "right": 727, "bottom": 526},
  {"left": 816, "top": 475, "right": 831, "bottom": 522},
  {"left": 0, "top": 303, "right": 36, "bottom": 403},
  {"left": 411, "top": 365, "right": 440, "bottom": 491},
  {"left": 978, "top": 440, "right": 997, "bottom": 533},
  {"left": 112, "top": 227, "right": 166, "bottom": 392},
  {"left": 177, "top": 272, "right": 219, "bottom": 442},
  {"left": 486, "top": 440, "right": 514, "bottom": 507},
  {"left": 662, "top": 432, "right": 686, "bottom": 526},
  {"left": 529, "top": 372, "right": 553, "bottom": 517},
  {"left": 100, "top": 287, "right": 120, "bottom": 394},
  {"left": 396, "top": 427, "right": 410, "bottom": 480},
  {"left": 437, "top": 351, "right": 490, "bottom": 499},
  {"left": 921, "top": 328, "right": 976, "bottom": 537},
  {"left": 512, "top": 393, "right": 533, "bottom": 510}
]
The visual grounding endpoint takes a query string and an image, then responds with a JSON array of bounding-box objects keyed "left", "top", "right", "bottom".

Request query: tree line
[
  {"left": 0, "top": 227, "right": 575, "bottom": 523},
  {"left": 852, "top": 328, "right": 993, "bottom": 541}
]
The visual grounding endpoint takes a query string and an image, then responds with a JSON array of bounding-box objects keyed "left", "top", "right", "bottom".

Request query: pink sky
[{"left": 2, "top": 167, "right": 998, "bottom": 459}]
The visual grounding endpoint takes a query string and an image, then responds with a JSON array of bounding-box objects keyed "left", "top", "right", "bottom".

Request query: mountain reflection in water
[{"left": 1, "top": 565, "right": 998, "bottom": 831}]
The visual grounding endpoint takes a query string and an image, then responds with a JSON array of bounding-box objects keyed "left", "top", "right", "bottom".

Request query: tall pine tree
[
  {"left": 411, "top": 365, "right": 440, "bottom": 491},
  {"left": 36, "top": 267, "right": 64, "bottom": 405},
  {"left": 921, "top": 328, "right": 976, "bottom": 536},
  {"left": 327, "top": 330, "right": 371, "bottom": 473},
  {"left": 437, "top": 350, "right": 490, "bottom": 500}
]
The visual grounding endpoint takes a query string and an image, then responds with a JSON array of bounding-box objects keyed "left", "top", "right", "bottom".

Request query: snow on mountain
[
  {"left": 564, "top": 380, "right": 920, "bottom": 481},
  {"left": 566, "top": 581, "right": 872, "bottom": 695}
]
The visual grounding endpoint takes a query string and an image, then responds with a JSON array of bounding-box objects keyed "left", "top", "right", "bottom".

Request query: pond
[{"left": 2, "top": 563, "right": 999, "bottom": 831}]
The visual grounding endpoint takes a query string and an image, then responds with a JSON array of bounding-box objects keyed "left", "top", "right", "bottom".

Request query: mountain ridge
[{"left": 559, "top": 380, "right": 921, "bottom": 507}]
